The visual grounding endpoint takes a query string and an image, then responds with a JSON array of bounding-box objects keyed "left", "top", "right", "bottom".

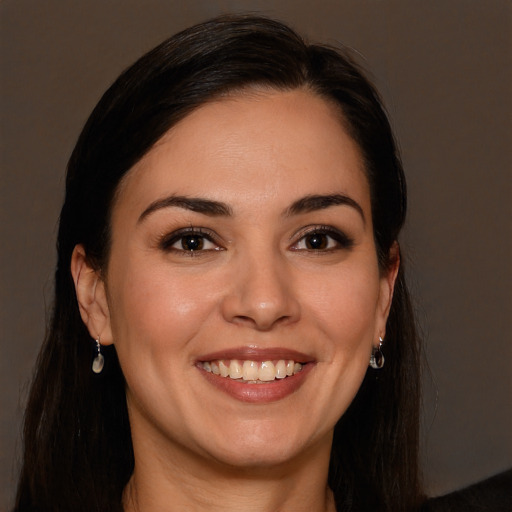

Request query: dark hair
[{"left": 15, "top": 14, "right": 423, "bottom": 512}]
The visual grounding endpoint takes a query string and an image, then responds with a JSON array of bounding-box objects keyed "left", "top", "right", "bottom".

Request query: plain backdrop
[{"left": 1, "top": 0, "right": 511, "bottom": 507}]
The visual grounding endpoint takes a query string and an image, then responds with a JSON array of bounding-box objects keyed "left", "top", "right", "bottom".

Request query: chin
[
  {"left": 211, "top": 445, "right": 304, "bottom": 470},
  {"left": 201, "top": 420, "right": 324, "bottom": 470}
]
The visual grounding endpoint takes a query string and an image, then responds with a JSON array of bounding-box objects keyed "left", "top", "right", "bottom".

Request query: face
[{"left": 82, "top": 89, "right": 397, "bottom": 472}]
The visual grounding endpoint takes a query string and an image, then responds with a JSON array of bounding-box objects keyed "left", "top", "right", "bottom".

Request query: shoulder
[{"left": 421, "top": 469, "right": 512, "bottom": 512}]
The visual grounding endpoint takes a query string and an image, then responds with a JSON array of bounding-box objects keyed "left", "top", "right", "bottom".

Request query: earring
[
  {"left": 92, "top": 337, "right": 104, "bottom": 374},
  {"left": 369, "top": 336, "right": 385, "bottom": 369}
]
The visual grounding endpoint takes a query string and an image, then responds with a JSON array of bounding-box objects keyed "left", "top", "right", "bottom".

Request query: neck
[{"left": 123, "top": 428, "right": 336, "bottom": 512}]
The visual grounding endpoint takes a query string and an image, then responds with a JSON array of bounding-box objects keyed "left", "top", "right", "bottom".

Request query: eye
[
  {"left": 160, "top": 228, "right": 222, "bottom": 254},
  {"left": 291, "top": 226, "right": 354, "bottom": 252}
]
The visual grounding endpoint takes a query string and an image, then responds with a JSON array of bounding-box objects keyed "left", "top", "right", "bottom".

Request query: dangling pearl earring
[
  {"left": 92, "top": 337, "right": 104, "bottom": 374},
  {"left": 369, "top": 336, "right": 385, "bottom": 369}
]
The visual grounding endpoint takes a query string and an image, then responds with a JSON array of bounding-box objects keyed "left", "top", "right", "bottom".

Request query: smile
[
  {"left": 196, "top": 347, "right": 314, "bottom": 403},
  {"left": 199, "top": 359, "right": 304, "bottom": 383}
]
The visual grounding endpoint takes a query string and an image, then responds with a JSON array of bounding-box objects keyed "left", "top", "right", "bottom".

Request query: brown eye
[
  {"left": 160, "top": 227, "right": 222, "bottom": 254},
  {"left": 180, "top": 235, "right": 205, "bottom": 251},
  {"left": 305, "top": 233, "right": 328, "bottom": 250},
  {"left": 291, "top": 226, "right": 354, "bottom": 252}
]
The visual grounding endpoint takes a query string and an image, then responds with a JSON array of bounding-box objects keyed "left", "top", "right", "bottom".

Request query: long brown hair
[{"left": 15, "top": 14, "right": 423, "bottom": 511}]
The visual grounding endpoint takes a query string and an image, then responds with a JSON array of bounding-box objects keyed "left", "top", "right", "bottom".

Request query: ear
[
  {"left": 70, "top": 244, "right": 114, "bottom": 345},
  {"left": 376, "top": 241, "right": 400, "bottom": 340}
]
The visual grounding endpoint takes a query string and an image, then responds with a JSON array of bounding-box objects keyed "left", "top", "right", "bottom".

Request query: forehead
[{"left": 114, "top": 89, "right": 370, "bottom": 218}]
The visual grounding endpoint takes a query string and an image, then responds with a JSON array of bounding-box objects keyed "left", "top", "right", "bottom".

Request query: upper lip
[{"left": 197, "top": 345, "right": 315, "bottom": 363}]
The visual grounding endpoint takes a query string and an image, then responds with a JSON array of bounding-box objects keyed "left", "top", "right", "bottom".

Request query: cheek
[
  {"left": 105, "top": 260, "right": 225, "bottom": 438},
  {"left": 291, "top": 264, "right": 382, "bottom": 430},
  {"left": 107, "top": 258, "right": 221, "bottom": 365},
  {"left": 305, "top": 265, "right": 381, "bottom": 356}
]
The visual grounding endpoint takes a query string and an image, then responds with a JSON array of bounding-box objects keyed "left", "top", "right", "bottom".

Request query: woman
[{"left": 15, "top": 14, "right": 423, "bottom": 511}]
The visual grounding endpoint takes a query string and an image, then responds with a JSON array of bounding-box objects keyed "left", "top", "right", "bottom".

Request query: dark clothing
[{"left": 422, "top": 469, "right": 512, "bottom": 512}]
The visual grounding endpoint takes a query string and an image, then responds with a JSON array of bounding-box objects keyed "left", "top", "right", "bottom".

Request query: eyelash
[
  {"left": 159, "top": 227, "right": 222, "bottom": 256},
  {"left": 159, "top": 225, "right": 354, "bottom": 255},
  {"left": 290, "top": 225, "right": 354, "bottom": 252}
]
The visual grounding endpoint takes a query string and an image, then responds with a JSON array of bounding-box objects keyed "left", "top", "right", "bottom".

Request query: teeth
[
  {"left": 219, "top": 360, "right": 229, "bottom": 377},
  {"left": 200, "top": 359, "right": 304, "bottom": 382},
  {"left": 258, "top": 361, "right": 275, "bottom": 381},
  {"left": 229, "top": 360, "right": 243, "bottom": 379},
  {"left": 275, "top": 360, "right": 287, "bottom": 379},
  {"left": 242, "top": 360, "right": 259, "bottom": 381}
]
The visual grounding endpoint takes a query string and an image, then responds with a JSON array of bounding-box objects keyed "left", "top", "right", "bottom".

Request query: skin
[{"left": 72, "top": 89, "right": 399, "bottom": 512}]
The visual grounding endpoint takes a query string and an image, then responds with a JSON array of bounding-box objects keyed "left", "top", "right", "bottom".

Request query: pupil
[
  {"left": 306, "top": 233, "right": 327, "bottom": 250},
  {"left": 182, "top": 235, "right": 203, "bottom": 251}
]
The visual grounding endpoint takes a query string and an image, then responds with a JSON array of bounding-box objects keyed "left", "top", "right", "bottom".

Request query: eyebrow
[
  {"left": 284, "top": 194, "right": 365, "bottom": 223},
  {"left": 138, "top": 193, "right": 364, "bottom": 223},
  {"left": 138, "top": 195, "right": 233, "bottom": 222}
]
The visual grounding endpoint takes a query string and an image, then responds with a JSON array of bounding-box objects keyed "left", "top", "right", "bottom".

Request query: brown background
[{"left": 1, "top": 0, "right": 511, "bottom": 507}]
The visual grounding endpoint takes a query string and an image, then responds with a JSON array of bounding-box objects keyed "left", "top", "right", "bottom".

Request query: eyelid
[
  {"left": 159, "top": 227, "right": 224, "bottom": 252},
  {"left": 289, "top": 224, "right": 354, "bottom": 250}
]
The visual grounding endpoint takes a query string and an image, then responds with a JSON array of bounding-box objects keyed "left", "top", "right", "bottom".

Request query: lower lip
[{"left": 198, "top": 363, "right": 314, "bottom": 403}]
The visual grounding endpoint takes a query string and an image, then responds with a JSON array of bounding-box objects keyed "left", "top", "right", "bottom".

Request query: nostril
[
  {"left": 232, "top": 313, "right": 294, "bottom": 331},
  {"left": 220, "top": 267, "right": 301, "bottom": 330},
  {"left": 232, "top": 315, "right": 253, "bottom": 324}
]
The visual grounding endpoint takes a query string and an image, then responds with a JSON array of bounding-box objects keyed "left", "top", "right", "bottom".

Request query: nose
[{"left": 221, "top": 251, "right": 301, "bottom": 331}]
